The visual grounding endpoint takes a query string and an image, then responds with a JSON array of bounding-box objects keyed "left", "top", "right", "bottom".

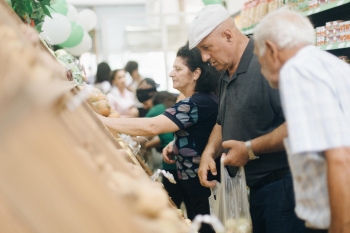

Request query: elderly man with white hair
[
  {"left": 254, "top": 10, "right": 350, "bottom": 233},
  {"left": 187, "top": 4, "right": 306, "bottom": 233}
]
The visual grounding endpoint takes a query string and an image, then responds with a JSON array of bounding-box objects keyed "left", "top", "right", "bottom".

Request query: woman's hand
[
  {"left": 95, "top": 112, "right": 105, "bottom": 121},
  {"left": 128, "top": 107, "right": 139, "bottom": 117},
  {"left": 162, "top": 141, "right": 176, "bottom": 164}
]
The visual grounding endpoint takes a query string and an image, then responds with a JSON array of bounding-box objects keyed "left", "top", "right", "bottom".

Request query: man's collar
[
  {"left": 236, "top": 37, "right": 254, "bottom": 74},
  {"left": 221, "top": 37, "right": 255, "bottom": 81}
]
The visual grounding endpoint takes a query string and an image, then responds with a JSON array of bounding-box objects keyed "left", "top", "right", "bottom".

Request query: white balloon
[
  {"left": 66, "top": 4, "right": 78, "bottom": 22},
  {"left": 41, "top": 13, "right": 71, "bottom": 45},
  {"left": 77, "top": 9, "right": 97, "bottom": 32},
  {"left": 64, "top": 32, "right": 92, "bottom": 56}
]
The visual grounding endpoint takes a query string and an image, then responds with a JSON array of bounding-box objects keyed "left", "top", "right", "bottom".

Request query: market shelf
[
  {"left": 242, "top": 27, "right": 254, "bottom": 35},
  {"left": 241, "top": 23, "right": 257, "bottom": 35},
  {"left": 318, "top": 41, "right": 350, "bottom": 50},
  {"left": 240, "top": 0, "right": 350, "bottom": 35},
  {"left": 302, "top": 0, "right": 350, "bottom": 16}
]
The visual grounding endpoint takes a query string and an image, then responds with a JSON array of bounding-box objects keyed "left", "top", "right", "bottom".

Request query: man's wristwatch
[{"left": 245, "top": 140, "right": 259, "bottom": 160}]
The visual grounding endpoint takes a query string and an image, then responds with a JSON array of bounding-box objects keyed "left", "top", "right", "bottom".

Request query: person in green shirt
[{"left": 145, "top": 92, "right": 176, "bottom": 167}]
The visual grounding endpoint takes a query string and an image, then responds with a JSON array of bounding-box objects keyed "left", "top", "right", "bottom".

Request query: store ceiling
[{"left": 67, "top": 0, "right": 146, "bottom": 6}]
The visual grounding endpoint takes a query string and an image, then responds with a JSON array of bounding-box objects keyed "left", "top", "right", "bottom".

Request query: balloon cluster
[{"left": 40, "top": 0, "right": 97, "bottom": 56}]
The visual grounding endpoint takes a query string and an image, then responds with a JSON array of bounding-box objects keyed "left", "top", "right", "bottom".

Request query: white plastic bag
[
  {"left": 189, "top": 215, "right": 225, "bottom": 233},
  {"left": 150, "top": 169, "right": 176, "bottom": 184},
  {"left": 209, "top": 155, "right": 252, "bottom": 233}
]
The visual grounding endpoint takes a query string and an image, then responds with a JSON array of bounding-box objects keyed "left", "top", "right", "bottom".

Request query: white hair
[{"left": 254, "top": 9, "right": 315, "bottom": 56}]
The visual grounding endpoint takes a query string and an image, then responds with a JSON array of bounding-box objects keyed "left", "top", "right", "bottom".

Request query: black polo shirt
[{"left": 217, "top": 38, "right": 289, "bottom": 187}]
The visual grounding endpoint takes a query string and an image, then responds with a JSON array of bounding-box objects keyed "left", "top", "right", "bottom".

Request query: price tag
[
  {"left": 314, "top": 8, "right": 320, "bottom": 13},
  {"left": 326, "top": 44, "right": 333, "bottom": 50},
  {"left": 338, "top": 42, "right": 345, "bottom": 48},
  {"left": 337, "top": 0, "right": 344, "bottom": 6},
  {"left": 307, "top": 10, "right": 313, "bottom": 15}
]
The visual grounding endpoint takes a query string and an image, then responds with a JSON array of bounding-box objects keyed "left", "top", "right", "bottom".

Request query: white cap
[{"left": 189, "top": 4, "right": 230, "bottom": 49}]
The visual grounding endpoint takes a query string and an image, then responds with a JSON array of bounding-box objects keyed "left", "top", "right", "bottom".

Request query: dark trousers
[
  {"left": 162, "top": 170, "right": 193, "bottom": 218},
  {"left": 180, "top": 178, "right": 215, "bottom": 233},
  {"left": 187, "top": 194, "right": 215, "bottom": 233},
  {"left": 307, "top": 229, "right": 328, "bottom": 233},
  {"left": 250, "top": 173, "right": 306, "bottom": 233}
]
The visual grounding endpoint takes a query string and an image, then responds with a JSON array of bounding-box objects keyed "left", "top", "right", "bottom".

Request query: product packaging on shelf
[
  {"left": 318, "top": 20, "right": 350, "bottom": 46},
  {"left": 255, "top": 0, "right": 269, "bottom": 24}
]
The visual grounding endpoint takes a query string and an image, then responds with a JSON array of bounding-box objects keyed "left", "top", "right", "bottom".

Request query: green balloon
[
  {"left": 202, "top": 0, "right": 223, "bottom": 5},
  {"left": 59, "top": 22, "right": 84, "bottom": 47},
  {"left": 53, "top": 0, "right": 67, "bottom": 4},
  {"left": 49, "top": 0, "right": 68, "bottom": 15}
]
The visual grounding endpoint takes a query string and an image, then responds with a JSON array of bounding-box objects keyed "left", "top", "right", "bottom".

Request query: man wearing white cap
[{"left": 188, "top": 4, "right": 305, "bottom": 233}]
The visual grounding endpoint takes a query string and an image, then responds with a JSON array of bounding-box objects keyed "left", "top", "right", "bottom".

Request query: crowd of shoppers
[{"left": 95, "top": 4, "right": 350, "bottom": 233}]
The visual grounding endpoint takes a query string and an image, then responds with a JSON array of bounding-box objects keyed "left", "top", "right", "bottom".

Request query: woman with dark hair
[
  {"left": 96, "top": 62, "right": 111, "bottom": 83},
  {"left": 94, "top": 62, "right": 112, "bottom": 93},
  {"left": 98, "top": 45, "right": 220, "bottom": 233},
  {"left": 124, "top": 60, "right": 143, "bottom": 94},
  {"left": 107, "top": 69, "right": 138, "bottom": 117}
]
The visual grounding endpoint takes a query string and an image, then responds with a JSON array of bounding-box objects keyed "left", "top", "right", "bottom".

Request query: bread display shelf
[{"left": 0, "top": 1, "right": 188, "bottom": 232}]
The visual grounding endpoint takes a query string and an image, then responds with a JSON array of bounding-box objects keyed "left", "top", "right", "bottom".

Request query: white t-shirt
[{"left": 107, "top": 86, "right": 136, "bottom": 116}]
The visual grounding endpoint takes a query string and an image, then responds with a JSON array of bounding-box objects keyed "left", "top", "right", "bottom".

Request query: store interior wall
[{"left": 69, "top": 0, "right": 243, "bottom": 92}]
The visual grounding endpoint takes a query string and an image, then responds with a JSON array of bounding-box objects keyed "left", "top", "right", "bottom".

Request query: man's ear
[
  {"left": 265, "top": 40, "right": 278, "bottom": 62},
  {"left": 222, "top": 29, "right": 233, "bottom": 43}
]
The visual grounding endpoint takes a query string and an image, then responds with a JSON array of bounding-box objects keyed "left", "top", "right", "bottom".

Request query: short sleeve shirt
[
  {"left": 217, "top": 38, "right": 289, "bottom": 187},
  {"left": 163, "top": 92, "right": 218, "bottom": 180},
  {"left": 280, "top": 45, "right": 350, "bottom": 229},
  {"left": 107, "top": 87, "right": 136, "bottom": 116}
]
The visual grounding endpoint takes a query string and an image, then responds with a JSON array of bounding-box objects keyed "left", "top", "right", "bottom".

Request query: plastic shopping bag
[
  {"left": 208, "top": 155, "right": 252, "bottom": 233},
  {"left": 189, "top": 215, "right": 225, "bottom": 233}
]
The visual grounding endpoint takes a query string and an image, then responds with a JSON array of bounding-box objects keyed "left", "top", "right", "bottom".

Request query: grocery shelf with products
[
  {"left": 309, "top": 0, "right": 350, "bottom": 58},
  {"left": 240, "top": 0, "right": 284, "bottom": 35},
  {"left": 301, "top": 0, "right": 350, "bottom": 16},
  {"left": 240, "top": 0, "right": 350, "bottom": 60}
]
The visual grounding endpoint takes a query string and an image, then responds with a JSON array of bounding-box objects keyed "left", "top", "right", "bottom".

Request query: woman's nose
[{"left": 169, "top": 69, "right": 175, "bottom": 77}]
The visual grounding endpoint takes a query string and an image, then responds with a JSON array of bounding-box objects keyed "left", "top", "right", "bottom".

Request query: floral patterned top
[{"left": 163, "top": 92, "right": 218, "bottom": 180}]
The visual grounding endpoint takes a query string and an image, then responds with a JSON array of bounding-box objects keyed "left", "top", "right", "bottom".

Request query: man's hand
[
  {"left": 326, "top": 147, "right": 350, "bottom": 233},
  {"left": 222, "top": 140, "right": 249, "bottom": 166},
  {"left": 162, "top": 141, "right": 176, "bottom": 164},
  {"left": 198, "top": 155, "right": 217, "bottom": 188}
]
